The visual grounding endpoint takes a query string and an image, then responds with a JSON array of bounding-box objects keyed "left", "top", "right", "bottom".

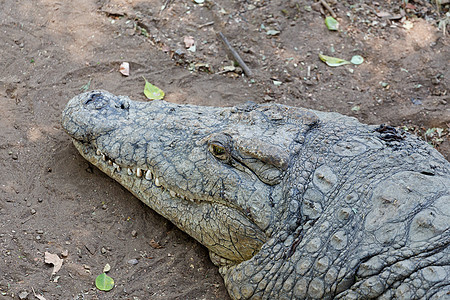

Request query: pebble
[
  {"left": 131, "top": 230, "right": 137, "bottom": 237},
  {"left": 264, "top": 95, "right": 273, "bottom": 102},
  {"left": 30, "top": 208, "right": 36, "bottom": 214},
  {"left": 36, "top": 235, "right": 41, "bottom": 240},
  {"left": 18, "top": 291, "right": 29, "bottom": 300},
  {"left": 101, "top": 247, "right": 107, "bottom": 254},
  {"left": 37, "top": 230, "right": 44, "bottom": 234},
  {"left": 127, "top": 258, "right": 139, "bottom": 265}
]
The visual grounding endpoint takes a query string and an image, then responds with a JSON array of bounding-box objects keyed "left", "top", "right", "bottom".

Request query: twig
[
  {"left": 217, "top": 32, "right": 253, "bottom": 77},
  {"left": 319, "top": 0, "right": 337, "bottom": 19},
  {"left": 198, "top": 21, "right": 215, "bottom": 29},
  {"left": 160, "top": 0, "right": 172, "bottom": 13}
]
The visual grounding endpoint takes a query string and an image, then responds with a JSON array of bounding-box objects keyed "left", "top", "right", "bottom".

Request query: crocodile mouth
[
  {"left": 73, "top": 140, "right": 198, "bottom": 201},
  {"left": 72, "top": 139, "right": 241, "bottom": 210}
]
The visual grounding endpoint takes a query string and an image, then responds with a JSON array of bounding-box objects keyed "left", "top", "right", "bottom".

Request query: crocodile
[{"left": 62, "top": 90, "right": 450, "bottom": 299}]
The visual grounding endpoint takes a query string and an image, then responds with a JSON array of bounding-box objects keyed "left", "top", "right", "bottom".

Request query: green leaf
[
  {"left": 350, "top": 55, "right": 364, "bottom": 65},
  {"left": 425, "top": 128, "right": 436, "bottom": 137},
  {"left": 325, "top": 16, "right": 339, "bottom": 31},
  {"left": 379, "top": 81, "right": 389, "bottom": 88},
  {"left": 143, "top": 77, "right": 165, "bottom": 100},
  {"left": 318, "top": 54, "right": 351, "bottom": 67},
  {"left": 351, "top": 105, "right": 361, "bottom": 112},
  {"left": 80, "top": 79, "right": 92, "bottom": 92},
  {"left": 95, "top": 273, "right": 114, "bottom": 291}
]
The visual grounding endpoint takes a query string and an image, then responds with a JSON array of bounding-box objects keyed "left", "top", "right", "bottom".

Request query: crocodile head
[
  {"left": 63, "top": 90, "right": 450, "bottom": 299},
  {"left": 62, "top": 90, "right": 319, "bottom": 265}
]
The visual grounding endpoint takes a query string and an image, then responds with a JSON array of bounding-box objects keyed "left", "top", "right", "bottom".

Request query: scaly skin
[{"left": 62, "top": 90, "right": 450, "bottom": 299}]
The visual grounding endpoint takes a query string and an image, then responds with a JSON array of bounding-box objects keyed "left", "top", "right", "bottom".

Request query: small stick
[
  {"left": 198, "top": 21, "right": 215, "bottom": 28},
  {"left": 160, "top": 0, "right": 172, "bottom": 13},
  {"left": 217, "top": 32, "right": 253, "bottom": 77},
  {"left": 319, "top": 0, "right": 337, "bottom": 19}
]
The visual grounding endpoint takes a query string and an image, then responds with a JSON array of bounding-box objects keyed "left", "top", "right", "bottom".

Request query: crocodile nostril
[{"left": 115, "top": 100, "right": 129, "bottom": 110}]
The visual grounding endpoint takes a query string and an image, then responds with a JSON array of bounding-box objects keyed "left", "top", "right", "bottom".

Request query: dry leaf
[
  {"left": 183, "top": 36, "right": 195, "bottom": 48},
  {"left": 32, "top": 287, "right": 47, "bottom": 300},
  {"left": 402, "top": 20, "right": 414, "bottom": 30},
  {"left": 44, "top": 251, "right": 63, "bottom": 275},
  {"left": 376, "top": 11, "right": 392, "bottom": 18},
  {"left": 149, "top": 239, "right": 163, "bottom": 249},
  {"left": 103, "top": 263, "right": 111, "bottom": 273},
  {"left": 119, "top": 62, "right": 130, "bottom": 76},
  {"left": 376, "top": 11, "right": 402, "bottom": 20},
  {"left": 161, "top": 44, "right": 170, "bottom": 52}
]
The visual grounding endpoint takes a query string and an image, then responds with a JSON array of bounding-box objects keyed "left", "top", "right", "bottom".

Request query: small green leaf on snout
[
  {"left": 95, "top": 273, "right": 114, "bottom": 291},
  {"left": 143, "top": 76, "right": 165, "bottom": 100}
]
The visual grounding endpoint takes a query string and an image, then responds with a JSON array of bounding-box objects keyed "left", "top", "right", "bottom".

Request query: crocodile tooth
[
  {"left": 113, "top": 163, "right": 120, "bottom": 171},
  {"left": 155, "top": 177, "right": 161, "bottom": 186},
  {"left": 96, "top": 149, "right": 101, "bottom": 156},
  {"left": 145, "top": 170, "right": 152, "bottom": 180},
  {"left": 102, "top": 154, "right": 106, "bottom": 161},
  {"left": 107, "top": 160, "right": 113, "bottom": 166},
  {"left": 169, "top": 190, "right": 177, "bottom": 197},
  {"left": 136, "top": 168, "right": 142, "bottom": 178},
  {"left": 127, "top": 168, "right": 133, "bottom": 176}
]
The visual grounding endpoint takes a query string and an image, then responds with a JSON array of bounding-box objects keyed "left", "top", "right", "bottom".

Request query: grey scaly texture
[{"left": 62, "top": 90, "right": 450, "bottom": 299}]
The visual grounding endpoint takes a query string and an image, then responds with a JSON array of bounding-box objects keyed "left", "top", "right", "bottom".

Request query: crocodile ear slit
[{"left": 235, "top": 139, "right": 289, "bottom": 170}]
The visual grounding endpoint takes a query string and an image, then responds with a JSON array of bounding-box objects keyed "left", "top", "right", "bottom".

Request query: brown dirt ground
[{"left": 0, "top": 0, "right": 448, "bottom": 299}]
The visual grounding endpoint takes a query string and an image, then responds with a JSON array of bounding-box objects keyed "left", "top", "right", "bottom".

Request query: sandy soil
[{"left": 0, "top": 0, "right": 448, "bottom": 299}]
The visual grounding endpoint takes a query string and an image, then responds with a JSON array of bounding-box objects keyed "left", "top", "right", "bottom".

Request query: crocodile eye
[{"left": 209, "top": 143, "right": 228, "bottom": 160}]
